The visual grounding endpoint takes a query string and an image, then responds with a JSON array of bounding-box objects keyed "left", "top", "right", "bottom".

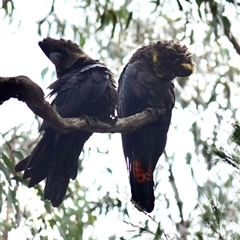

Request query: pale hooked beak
[{"left": 181, "top": 62, "right": 196, "bottom": 72}]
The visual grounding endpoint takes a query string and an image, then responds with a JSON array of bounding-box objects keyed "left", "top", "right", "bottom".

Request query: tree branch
[
  {"left": 0, "top": 76, "right": 166, "bottom": 134},
  {"left": 224, "top": 27, "right": 240, "bottom": 56}
]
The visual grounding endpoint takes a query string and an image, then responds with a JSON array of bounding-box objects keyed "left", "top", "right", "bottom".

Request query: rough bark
[{"left": 0, "top": 76, "right": 166, "bottom": 133}]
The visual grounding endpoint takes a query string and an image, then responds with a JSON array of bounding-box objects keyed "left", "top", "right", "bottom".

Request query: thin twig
[
  {"left": 223, "top": 27, "right": 240, "bottom": 56},
  {"left": 168, "top": 163, "right": 184, "bottom": 223}
]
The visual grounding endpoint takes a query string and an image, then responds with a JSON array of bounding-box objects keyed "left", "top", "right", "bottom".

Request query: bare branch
[{"left": 0, "top": 76, "right": 166, "bottom": 134}]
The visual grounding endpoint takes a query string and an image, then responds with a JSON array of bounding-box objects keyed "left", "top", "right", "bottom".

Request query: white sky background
[
  {"left": 0, "top": 1, "right": 51, "bottom": 133},
  {"left": 1, "top": 0, "right": 240, "bottom": 239}
]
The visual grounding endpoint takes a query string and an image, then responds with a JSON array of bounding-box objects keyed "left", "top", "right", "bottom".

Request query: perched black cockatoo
[
  {"left": 118, "top": 40, "right": 195, "bottom": 213},
  {"left": 15, "top": 38, "right": 117, "bottom": 207}
]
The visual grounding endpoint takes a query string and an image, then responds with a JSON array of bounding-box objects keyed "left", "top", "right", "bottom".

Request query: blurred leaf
[
  {"left": 41, "top": 67, "right": 49, "bottom": 81},
  {"left": 1, "top": 153, "right": 14, "bottom": 172},
  {"left": 106, "top": 167, "right": 112, "bottom": 174},
  {"left": 12, "top": 150, "right": 24, "bottom": 161},
  {"left": 125, "top": 11, "right": 132, "bottom": 30},
  {"left": 176, "top": 0, "right": 183, "bottom": 11}
]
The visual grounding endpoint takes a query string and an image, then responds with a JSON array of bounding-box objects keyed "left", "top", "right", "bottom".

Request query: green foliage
[
  {"left": 196, "top": 181, "right": 240, "bottom": 239},
  {"left": 212, "top": 123, "right": 240, "bottom": 171},
  {"left": 1, "top": 0, "right": 240, "bottom": 239},
  {"left": 0, "top": 127, "right": 126, "bottom": 239},
  {"left": 2, "top": 0, "right": 15, "bottom": 19}
]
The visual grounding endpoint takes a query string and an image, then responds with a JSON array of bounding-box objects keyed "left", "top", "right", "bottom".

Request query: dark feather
[
  {"left": 118, "top": 40, "right": 195, "bottom": 212},
  {"left": 15, "top": 37, "right": 117, "bottom": 207}
]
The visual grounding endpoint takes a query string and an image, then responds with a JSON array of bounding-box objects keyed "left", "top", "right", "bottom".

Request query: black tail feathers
[{"left": 15, "top": 130, "right": 91, "bottom": 207}]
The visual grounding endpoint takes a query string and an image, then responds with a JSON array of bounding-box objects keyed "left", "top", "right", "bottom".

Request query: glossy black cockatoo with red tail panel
[
  {"left": 118, "top": 40, "right": 195, "bottom": 213},
  {"left": 15, "top": 38, "right": 117, "bottom": 207}
]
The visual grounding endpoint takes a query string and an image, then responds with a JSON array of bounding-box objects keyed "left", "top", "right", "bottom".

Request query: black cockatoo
[
  {"left": 15, "top": 38, "right": 117, "bottom": 207},
  {"left": 118, "top": 40, "right": 195, "bottom": 213}
]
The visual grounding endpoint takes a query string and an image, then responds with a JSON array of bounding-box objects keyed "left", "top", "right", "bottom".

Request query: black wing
[
  {"left": 118, "top": 61, "right": 175, "bottom": 212},
  {"left": 40, "top": 64, "right": 109, "bottom": 130},
  {"left": 16, "top": 64, "right": 113, "bottom": 207}
]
